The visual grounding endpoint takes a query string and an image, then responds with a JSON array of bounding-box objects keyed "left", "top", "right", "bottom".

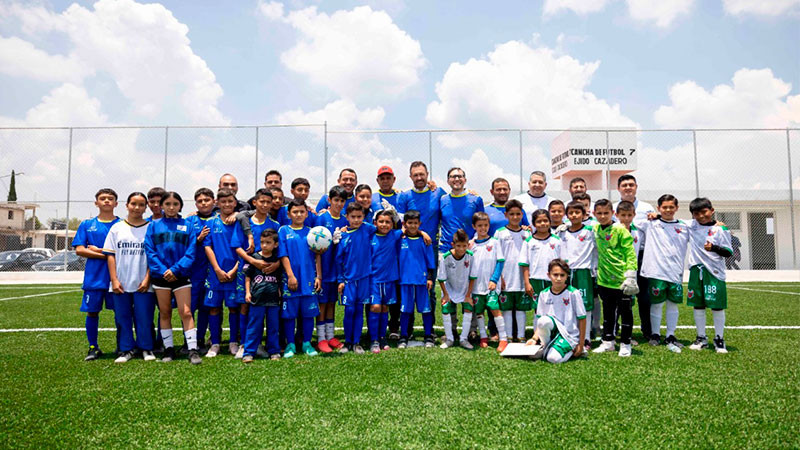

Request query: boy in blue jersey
[
  {"left": 277, "top": 178, "right": 317, "bottom": 227},
  {"left": 398, "top": 210, "right": 437, "bottom": 349},
  {"left": 202, "top": 189, "right": 241, "bottom": 358},
  {"left": 316, "top": 168, "right": 357, "bottom": 213},
  {"left": 73, "top": 188, "right": 120, "bottom": 361},
  {"left": 336, "top": 203, "right": 377, "bottom": 354},
  {"left": 439, "top": 167, "right": 485, "bottom": 251},
  {"left": 146, "top": 187, "right": 165, "bottom": 222},
  {"left": 355, "top": 184, "right": 375, "bottom": 224},
  {"left": 278, "top": 199, "right": 323, "bottom": 358},
  {"left": 315, "top": 186, "right": 349, "bottom": 353},
  {"left": 369, "top": 210, "right": 402, "bottom": 352},
  {"left": 187, "top": 188, "right": 214, "bottom": 350}
]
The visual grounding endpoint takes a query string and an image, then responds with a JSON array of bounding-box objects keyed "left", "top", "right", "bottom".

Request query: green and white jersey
[
  {"left": 687, "top": 220, "right": 732, "bottom": 281},
  {"left": 641, "top": 219, "right": 689, "bottom": 284},
  {"left": 592, "top": 222, "right": 637, "bottom": 289},
  {"left": 437, "top": 250, "right": 474, "bottom": 303},
  {"left": 560, "top": 225, "right": 596, "bottom": 270},
  {"left": 629, "top": 223, "right": 645, "bottom": 258},
  {"left": 536, "top": 286, "right": 586, "bottom": 348},
  {"left": 494, "top": 226, "right": 530, "bottom": 292},
  {"left": 519, "top": 234, "right": 563, "bottom": 280},
  {"left": 470, "top": 237, "right": 504, "bottom": 295}
]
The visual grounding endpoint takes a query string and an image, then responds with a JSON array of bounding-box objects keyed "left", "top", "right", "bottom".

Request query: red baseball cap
[{"left": 377, "top": 166, "right": 394, "bottom": 176}]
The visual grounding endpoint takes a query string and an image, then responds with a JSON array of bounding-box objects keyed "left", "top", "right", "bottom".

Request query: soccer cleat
[
  {"left": 270, "top": 354, "right": 281, "bottom": 360},
  {"left": 370, "top": 341, "right": 381, "bottom": 354},
  {"left": 592, "top": 340, "right": 615, "bottom": 353},
  {"left": 242, "top": 355, "right": 254, "bottom": 363},
  {"left": 302, "top": 342, "right": 318, "bottom": 356},
  {"left": 380, "top": 339, "right": 390, "bottom": 351},
  {"left": 388, "top": 332, "right": 400, "bottom": 340},
  {"left": 228, "top": 342, "right": 240, "bottom": 356},
  {"left": 713, "top": 336, "right": 728, "bottom": 353},
  {"left": 630, "top": 339, "right": 639, "bottom": 347},
  {"left": 439, "top": 340, "right": 454, "bottom": 349},
  {"left": 235, "top": 346, "right": 244, "bottom": 359},
  {"left": 665, "top": 335, "right": 682, "bottom": 353},
  {"left": 398, "top": 338, "right": 408, "bottom": 349},
  {"left": 114, "top": 351, "right": 134, "bottom": 363},
  {"left": 424, "top": 336, "right": 435, "bottom": 348},
  {"left": 690, "top": 336, "right": 709, "bottom": 351},
  {"left": 489, "top": 334, "right": 499, "bottom": 342},
  {"left": 84, "top": 346, "right": 102, "bottom": 361},
  {"left": 354, "top": 345, "right": 365, "bottom": 355},
  {"left": 256, "top": 345, "right": 269, "bottom": 358},
  {"left": 189, "top": 350, "right": 202, "bottom": 365},
  {"left": 584, "top": 339, "right": 592, "bottom": 351},
  {"left": 479, "top": 338, "right": 489, "bottom": 348},
  {"left": 328, "top": 337, "right": 344, "bottom": 350},
  {"left": 619, "top": 343, "right": 632, "bottom": 357},
  {"left": 142, "top": 350, "right": 156, "bottom": 361},
  {"left": 460, "top": 340, "right": 474, "bottom": 350},
  {"left": 205, "top": 344, "right": 220, "bottom": 358},
  {"left": 161, "top": 347, "right": 176, "bottom": 362},
  {"left": 497, "top": 340, "right": 509, "bottom": 353},
  {"left": 648, "top": 334, "right": 661, "bottom": 346},
  {"left": 468, "top": 331, "right": 478, "bottom": 342},
  {"left": 531, "top": 344, "right": 544, "bottom": 360},
  {"left": 317, "top": 340, "right": 333, "bottom": 354},
  {"left": 179, "top": 342, "right": 189, "bottom": 356},
  {"left": 283, "top": 343, "right": 296, "bottom": 358}
]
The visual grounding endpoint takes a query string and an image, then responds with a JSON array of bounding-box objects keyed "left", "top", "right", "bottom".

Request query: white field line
[
  {"left": 1, "top": 325, "right": 798, "bottom": 333},
  {"left": 0, "top": 290, "right": 81, "bottom": 301},
  {"left": 728, "top": 286, "right": 800, "bottom": 296},
  {"left": 0, "top": 286, "right": 80, "bottom": 290}
]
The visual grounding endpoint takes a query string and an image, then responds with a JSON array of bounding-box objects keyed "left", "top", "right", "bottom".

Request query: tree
[{"left": 7, "top": 170, "right": 16, "bottom": 202}]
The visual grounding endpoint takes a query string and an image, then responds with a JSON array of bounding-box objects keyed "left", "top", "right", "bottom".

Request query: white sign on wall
[{"left": 551, "top": 129, "right": 638, "bottom": 178}]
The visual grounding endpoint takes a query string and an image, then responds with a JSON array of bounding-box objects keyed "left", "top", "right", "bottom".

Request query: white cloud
[
  {"left": 258, "top": 1, "right": 284, "bottom": 20},
  {"left": 625, "top": 0, "right": 694, "bottom": 27},
  {"left": 276, "top": 98, "right": 385, "bottom": 130},
  {"left": 543, "top": 0, "right": 612, "bottom": 16},
  {"left": 426, "top": 40, "right": 636, "bottom": 129},
  {"left": 451, "top": 149, "right": 521, "bottom": 199},
  {"left": 23, "top": 83, "right": 108, "bottom": 127},
  {"left": 722, "top": 0, "right": 800, "bottom": 16},
  {"left": 262, "top": 3, "right": 426, "bottom": 103},
  {"left": 0, "top": 36, "right": 92, "bottom": 82},
  {"left": 654, "top": 68, "right": 800, "bottom": 128}
]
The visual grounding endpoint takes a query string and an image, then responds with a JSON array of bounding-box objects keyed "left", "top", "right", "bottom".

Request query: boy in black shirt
[{"left": 243, "top": 229, "right": 283, "bottom": 362}]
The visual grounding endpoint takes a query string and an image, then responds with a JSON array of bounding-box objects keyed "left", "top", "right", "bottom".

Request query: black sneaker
[
  {"left": 179, "top": 342, "right": 189, "bottom": 356},
  {"left": 398, "top": 338, "right": 408, "bottom": 349},
  {"left": 379, "top": 339, "right": 389, "bottom": 350},
  {"left": 648, "top": 334, "right": 661, "bottom": 346},
  {"left": 162, "top": 346, "right": 176, "bottom": 362},
  {"left": 84, "top": 346, "right": 102, "bottom": 361},
  {"left": 713, "top": 335, "right": 728, "bottom": 353},
  {"left": 188, "top": 350, "right": 202, "bottom": 365},
  {"left": 689, "top": 336, "right": 709, "bottom": 350},
  {"left": 424, "top": 336, "right": 435, "bottom": 348}
]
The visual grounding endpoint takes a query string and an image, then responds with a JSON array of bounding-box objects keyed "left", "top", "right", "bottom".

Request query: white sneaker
[
  {"left": 235, "top": 346, "right": 244, "bottom": 359},
  {"left": 619, "top": 343, "right": 632, "bottom": 357},
  {"left": 228, "top": 342, "right": 239, "bottom": 356},
  {"left": 205, "top": 344, "right": 220, "bottom": 358},
  {"left": 666, "top": 342, "right": 682, "bottom": 353},
  {"left": 439, "top": 340, "right": 454, "bottom": 349},
  {"left": 459, "top": 340, "right": 474, "bottom": 350},
  {"left": 142, "top": 351, "right": 156, "bottom": 361},
  {"left": 592, "top": 340, "right": 615, "bottom": 353},
  {"left": 114, "top": 351, "right": 133, "bottom": 363}
]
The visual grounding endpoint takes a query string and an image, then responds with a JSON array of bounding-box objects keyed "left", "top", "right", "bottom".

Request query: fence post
[
  {"left": 64, "top": 128, "right": 73, "bottom": 268},
  {"left": 163, "top": 126, "right": 169, "bottom": 188},
  {"left": 428, "top": 131, "right": 433, "bottom": 177},
  {"left": 324, "top": 122, "right": 328, "bottom": 191},
  {"left": 605, "top": 130, "right": 611, "bottom": 200},
  {"left": 692, "top": 130, "right": 700, "bottom": 197},
  {"left": 518, "top": 130, "right": 523, "bottom": 194},
  {"left": 255, "top": 127, "right": 259, "bottom": 192},
  {"left": 787, "top": 129, "right": 797, "bottom": 270}
]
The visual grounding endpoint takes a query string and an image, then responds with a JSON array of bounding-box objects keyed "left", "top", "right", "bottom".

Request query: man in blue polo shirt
[{"left": 485, "top": 177, "right": 530, "bottom": 236}]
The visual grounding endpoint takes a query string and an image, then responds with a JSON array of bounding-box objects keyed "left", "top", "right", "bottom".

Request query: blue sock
[
  {"left": 400, "top": 312, "right": 411, "bottom": 338},
  {"left": 353, "top": 304, "right": 364, "bottom": 345},
  {"left": 197, "top": 307, "right": 209, "bottom": 344},
  {"left": 294, "top": 318, "right": 302, "bottom": 345},
  {"left": 422, "top": 312, "right": 433, "bottom": 337},
  {"left": 368, "top": 311, "right": 380, "bottom": 342},
  {"left": 229, "top": 311, "right": 240, "bottom": 343},
  {"left": 239, "top": 311, "right": 248, "bottom": 345},
  {"left": 86, "top": 315, "right": 99, "bottom": 348},
  {"left": 209, "top": 314, "right": 222, "bottom": 345},
  {"left": 283, "top": 318, "right": 295, "bottom": 346},
  {"left": 379, "top": 312, "right": 389, "bottom": 340},
  {"left": 302, "top": 317, "right": 314, "bottom": 343},
  {"left": 343, "top": 305, "right": 355, "bottom": 345}
]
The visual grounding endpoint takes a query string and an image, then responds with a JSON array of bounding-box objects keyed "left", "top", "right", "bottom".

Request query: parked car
[
  {"left": 0, "top": 250, "right": 48, "bottom": 271},
  {"left": 22, "top": 248, "right": 57, "bottom": 258},
  {"left": 33, "top": 251, "right": 86, "bottom": 272}
]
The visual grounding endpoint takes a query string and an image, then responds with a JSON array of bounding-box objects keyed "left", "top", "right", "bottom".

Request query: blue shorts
[
  {"left": 204, "top": 289, "right": 238, "bottom": 308},
  {"left": 400, "top": 284, "right": 431, "bottom": 314},
  {"left": 80, "top": 289, "right": 113, "bottom": 313},
  {"left": 282, "top": 295, "right": 319, "bottom": 319},
  {"left": 318, "top": 281, "right": 339, "bottom": 304},
  {"left": 341, "top": 278, "right": 371, "bottom": 306},
  {"left": 190, "top": 277, "right": 207, "bottom": 312},
  {"left": 371, "top": 281, "right": 397, "bottom": 306}
]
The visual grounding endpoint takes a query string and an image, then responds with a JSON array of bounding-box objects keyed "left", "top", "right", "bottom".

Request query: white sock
[
  {"left": 185, "top": 328, "right": 198, "bottom": 350},
  {"left": 666, "top": 301, "right": 679, "bottom": 337},
  {"left": 460, "top": 312, "right": 473, "bottom": 341},
  {"left": 515, "top": 310, "right": 527, "bottom": 339},
  {"left": 442, "top": 314, "right": 453, "bottom": 341},
  {"left": 585, "top": 310, "right": 592, "bottom": 339},
  {"left": 712, "top": 309, "right": 725, "bottom": 338},
  {"left": 536, "top": 316, "right": 553, "bottom": 348},
  {"left": 592, "top": 297, "right": 601, "bottom": 330},
  {"left": 160, "top": 328, "right": 174, "bottom": 349},
  {"left": 650, "top": 303, "right": 663, "bottom": 336},
  {"left": 477, "top": 316, "right": 487, "bottom": 338},
  {"left": 693, "top": 309, "right": 707, "bottom": 337},
  {"left": 327, "top": 322, "right": 335, "bottom": 341},
  {"left": 317, "top": 321, "right": 326, "bottom": 341},
  {"left": 502, "top": 311, "right": 513, "bottom": 339},
  {"left": 495, "top": 315, "right": 507, "bottom": 341}
]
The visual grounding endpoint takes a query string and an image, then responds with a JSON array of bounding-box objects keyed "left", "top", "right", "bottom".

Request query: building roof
[{"left": 0, "top": 202, "right": 38, "bottom": 211}]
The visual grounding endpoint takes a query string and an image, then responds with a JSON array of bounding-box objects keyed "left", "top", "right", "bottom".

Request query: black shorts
[{"left": 151, "top": 277, "right": 192, "bottom": 291}]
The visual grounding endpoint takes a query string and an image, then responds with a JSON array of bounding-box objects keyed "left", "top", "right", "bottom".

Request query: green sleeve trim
[
  {"left": 577, "top": 315, "right": 586, "bottom": 320},
  {"left": 469, "top": 276, "right": 478, "bottom": 280},
  {"left": 720, "top": 225, "right": 729, "bottom": 231},
  {"left": 518, "top": 262, "right": 529, "bottom": 266},
  {"left": 437, "top": 278, "right": 447, "bottom": 282},
  {"left": 442, "top": 251, "right": 451, "bottom": 259},
  {"left": 497, "top": 258, "right": 506, "bottom": 262},
  {"left": 551, "top": 234, "right": 561, "bottom": 240},
  {"left": 466, "top": 249, "right": 474, "bottom": 255}
]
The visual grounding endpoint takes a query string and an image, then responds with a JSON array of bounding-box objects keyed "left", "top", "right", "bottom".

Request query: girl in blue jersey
[
  {"left": 144, "top": 191, "right": 201, "bottom": 364},
  {"left": 354, "top": 184, "right": 375, "bottom": 225}
]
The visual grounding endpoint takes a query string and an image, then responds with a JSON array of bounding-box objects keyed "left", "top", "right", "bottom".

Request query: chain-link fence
[{"left": 1, "top": 125, "right": 797, "bottom": 271}]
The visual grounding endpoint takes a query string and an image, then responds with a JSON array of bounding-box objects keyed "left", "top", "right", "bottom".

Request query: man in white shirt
[{"left": 513, "top": 171, "right": 554, "bottom": 225}]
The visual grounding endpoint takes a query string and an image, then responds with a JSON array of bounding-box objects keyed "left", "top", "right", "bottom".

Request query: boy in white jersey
[
  {"left": 527, "top": 259, "right": 586, "bottom": 363},
  {"left": 561, "top": 201, "right": 596, "bottom": 349},
  {"left": 641, "top": 194, "right": 689, "bottom": 352},
  {"left": 520, "top": 209, "right": 563, "bottom": 307},
  {"left": 438, "top": 230, "right": 476, "bottom": 349},
  {"left": 468, "top": 212, "right": 508, "bottom": 351},
  {"left": 493, "top": 200, "right": 532, "bottom": 342},
  {"left": 687, "top": 198, "right": 732, "bottom": 353}
]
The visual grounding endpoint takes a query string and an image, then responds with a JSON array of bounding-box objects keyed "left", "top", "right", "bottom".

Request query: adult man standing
[
  {"left": 513, "top": 171, "right": 554, "bottom": 225},
  {"left": 217, "top": 173, "right": 251, "bottom": 212},
  {"left": 439, "top": 167, "right": 485, "bottom": 251},
  {"left": 486, "top": 177, "right": 530, "bottom": 236},
  {"left": 315, "top": 168, "right": 357, "bottom": 212},
  {"left": 371, "top": 166, "right": 401, "bottom": 211}
]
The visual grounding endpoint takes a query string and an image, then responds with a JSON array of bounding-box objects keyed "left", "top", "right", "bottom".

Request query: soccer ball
[{"left": 307, "top": 226, "right": 333, "bottom": 252}]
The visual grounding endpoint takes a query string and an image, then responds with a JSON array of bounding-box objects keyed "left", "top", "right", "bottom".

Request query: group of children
[{"left": 72, "top": 176, "right": 732, "bottom": 365}]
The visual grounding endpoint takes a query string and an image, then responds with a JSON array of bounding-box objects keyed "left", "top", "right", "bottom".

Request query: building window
[
  {"left": 716, "top": 212, "right": 741, "bottom": 230},
  {"left": 7, "top": 211, "right": 12, "bottom": 220}
]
